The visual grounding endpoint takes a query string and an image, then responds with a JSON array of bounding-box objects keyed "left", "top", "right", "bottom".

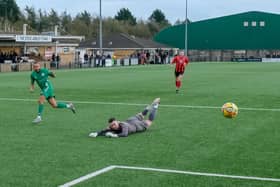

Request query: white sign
[
  {"left": 16, "top": 35, "right": 52, "bottom": 42},
  {"left": 44, "top": 46, "right": 54, "bottom": 59},
  {"left": 262, "top": 58, "right": 280, "bottom": 63}
]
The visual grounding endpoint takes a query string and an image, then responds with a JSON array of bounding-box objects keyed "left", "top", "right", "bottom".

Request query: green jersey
[{"left": 31, "top": 68, "right": 55, "bottom": 99}]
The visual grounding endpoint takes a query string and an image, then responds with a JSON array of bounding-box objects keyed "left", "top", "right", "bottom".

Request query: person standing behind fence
[
  {"left": 140, "top": 52, "right": 146, "bottom": 65},
  {"left": 56, "top": 55, "right": 60, "bottom": 69},
  {"left": 101, "top": 54, "right": 106, "bottom": 67},
  {"left": 171, "top": 51, "right": 189, "bottom": 94}
]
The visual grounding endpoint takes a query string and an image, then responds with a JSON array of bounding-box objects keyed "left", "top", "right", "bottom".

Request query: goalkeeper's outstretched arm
[{"left": 89, "top": 128, "right": 112, "bottom": 137}]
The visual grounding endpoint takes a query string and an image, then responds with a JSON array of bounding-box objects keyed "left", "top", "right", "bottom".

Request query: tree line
[{"left": 0, "top": 0, "right": 187, "bottom": 39}]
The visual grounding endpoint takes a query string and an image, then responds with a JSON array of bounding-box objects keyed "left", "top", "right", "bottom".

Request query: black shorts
[{"left": 175, "top": 71, "right": 184, "bottom": 77}]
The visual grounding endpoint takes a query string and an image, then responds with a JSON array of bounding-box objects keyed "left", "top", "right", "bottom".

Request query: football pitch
[{"left": 0, "top": 63, "right": 280, "bottom": 187}]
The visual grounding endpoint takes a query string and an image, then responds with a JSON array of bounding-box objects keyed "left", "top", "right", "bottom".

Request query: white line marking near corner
[
  {"left": 115, "top": 165, "right": 280, "bottom": 182},
  {"left": 1, "top": 97, "right": 280, "bottom": 112},
  {"left": 58, "top": 165, "right": 280, "bottom": 187},
  {"left": 58, "top": 165, "right": 116, "bottom": 187}
]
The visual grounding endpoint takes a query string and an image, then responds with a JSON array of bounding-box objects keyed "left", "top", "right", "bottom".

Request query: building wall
[
  {"left": 57, "top": 46, "right": 76, "bottom": 65},
  {"left": 154, "top": 11, "right": 280, "bottom": 50},
  {"left": 0, "top": 45, "right": 76, "bottom": 64},
  {"left": 0, "top": 46, "right": 21, "bottom": 54},
  {"left": 154, "top": 11, "right": 280, "bottom": 61}
]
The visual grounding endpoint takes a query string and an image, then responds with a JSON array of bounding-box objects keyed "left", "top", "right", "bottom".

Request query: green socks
[
  {"left": 37, "top": 102, "right": 67, "bottom": 117},
  {"left": 38, "top": 104, "right": 44, "bottom": 116},
  {"left": 57, "top": 102, "right": 67, "bottom": 108}
]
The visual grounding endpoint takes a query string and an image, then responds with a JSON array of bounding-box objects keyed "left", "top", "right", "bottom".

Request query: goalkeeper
[{"left": 89, "top": 98, "right": 160, "bottom": 138}]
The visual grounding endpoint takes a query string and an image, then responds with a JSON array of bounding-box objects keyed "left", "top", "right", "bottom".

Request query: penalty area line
[
  {"left": 116, "top": 165, "right": 280, "bottom": 182},
  {"left": 0, "top": 97, "right": 280, "bottom": 112},
  {"left": 58, "top": 165, "right": 280, "bottom": 187},
  {"left": 58, "top": 165, "right": 116, "bottom": 187}
]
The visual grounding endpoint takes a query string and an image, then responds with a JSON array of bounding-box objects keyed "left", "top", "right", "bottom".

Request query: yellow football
[{"left": 221, "top": 102, "right": 238, "bottom": 118}]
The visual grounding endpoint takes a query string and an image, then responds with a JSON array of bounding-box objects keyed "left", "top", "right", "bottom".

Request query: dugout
[{"left": 154, "top": 11, "right": 280, "bottom": 62}]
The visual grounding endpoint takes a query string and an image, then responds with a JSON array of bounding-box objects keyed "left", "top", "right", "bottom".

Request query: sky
[{"left": 16, "top": 0, "right": 280, "bottom": 24}]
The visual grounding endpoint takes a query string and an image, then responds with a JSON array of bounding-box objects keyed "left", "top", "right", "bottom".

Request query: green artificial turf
[{"left": 0, "top": 63, "right": 279, "bottom": 186}]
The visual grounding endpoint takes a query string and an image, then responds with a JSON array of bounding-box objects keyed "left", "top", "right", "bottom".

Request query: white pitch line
[
  {"left": 0, "top": 98, "right": 35, "bottom": 102},
  {"left": 58, "top": 165, "right": 280, "bottom": 187},
  {"left": 1, "top": 97, "right": 280, "bottom": 112},
  {"left": 58, "top": 165, "right": 116, "bottom": 187},
  {"left": 115, "top": 165, "right": 280, "bottom": 182}
]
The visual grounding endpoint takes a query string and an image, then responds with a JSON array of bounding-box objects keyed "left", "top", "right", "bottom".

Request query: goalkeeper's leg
[
  {"left": 141, "top": 106, "right": 150, "bottom": 116},
  {"left": 144, "top": 98, "right": 160, "bottom": 127},
  {"left": 141, "top": 98, "right": 160, "bottom": 116}
]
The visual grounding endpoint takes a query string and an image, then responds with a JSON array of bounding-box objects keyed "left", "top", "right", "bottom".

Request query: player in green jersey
[{"left": 30, "top": 62, "right": 76, "bottom": 123}]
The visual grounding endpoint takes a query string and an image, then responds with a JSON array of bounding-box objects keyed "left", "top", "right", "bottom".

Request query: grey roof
[
  {"left": 79, "top": 33, "right": 171, "bottom": 49},
  {"left": 133, "top": 36, "right": 170, "bottom": 48}
]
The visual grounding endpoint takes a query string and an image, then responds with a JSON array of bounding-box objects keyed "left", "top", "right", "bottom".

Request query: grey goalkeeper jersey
[{"left": 117, "top": 114, "right": 148, "bottom": 137}]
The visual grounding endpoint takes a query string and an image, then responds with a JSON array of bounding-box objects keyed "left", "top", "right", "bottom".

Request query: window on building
[
  {"left": 243, "top": 21, "right": 249, "bottom": 27},
  {"left": 260, "top": 21, "right": 265, "bottom": 27},
  {"left": 251, "top": 21, "right": 257, "bottom": 27}
]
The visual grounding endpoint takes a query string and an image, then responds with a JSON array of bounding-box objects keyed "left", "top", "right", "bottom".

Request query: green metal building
[{"left": 154, "top": 11, "right": 280, "bottom": 61}]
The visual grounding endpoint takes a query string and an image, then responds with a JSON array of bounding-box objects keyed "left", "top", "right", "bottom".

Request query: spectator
[{"left": 56, "top": 55, "right": 60, "bottom": 69}]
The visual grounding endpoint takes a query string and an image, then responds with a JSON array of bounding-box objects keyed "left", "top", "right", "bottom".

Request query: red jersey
[{"left": 172, "top": 55, "right": 189, "bottom": 72}]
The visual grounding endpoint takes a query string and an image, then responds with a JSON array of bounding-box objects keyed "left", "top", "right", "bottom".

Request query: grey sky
[{"left": 16, "top": 0, "right": 280, "bottom": 23}]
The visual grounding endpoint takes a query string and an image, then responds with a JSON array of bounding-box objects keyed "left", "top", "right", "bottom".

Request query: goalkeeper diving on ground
[{"left": 89, "top": 98, "right": 160, "bottom": 138}]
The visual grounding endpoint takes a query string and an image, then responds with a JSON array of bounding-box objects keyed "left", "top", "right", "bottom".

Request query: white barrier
[
  {"left": 105, "top": 59, "right": 113, "bottom": 67},
  {"left": 114, "top": 58, "right": 138, "bottom": 66},
  {"left": 262, "top": 58, "right": 280, "bottom": 62},
  {"left": 130, "top": 58, "right": 138, "bottom": 65}
]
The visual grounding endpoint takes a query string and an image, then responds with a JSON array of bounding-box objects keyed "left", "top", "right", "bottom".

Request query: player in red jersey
[{"left": 171, "top": 51, "right": 189, "bottom": 93}]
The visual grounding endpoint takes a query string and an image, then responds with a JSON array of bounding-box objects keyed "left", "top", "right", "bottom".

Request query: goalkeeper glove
[
  {"left": 89, "top": 132, "right": 98, "bottom": 138},
  {"left": 105, "top": 132, "right": 118, "bottom": 138}
]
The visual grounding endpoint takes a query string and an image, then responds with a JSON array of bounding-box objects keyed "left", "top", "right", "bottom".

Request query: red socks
[{"left": 176, "top": 81, "right": 181, "bottom": 88}]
